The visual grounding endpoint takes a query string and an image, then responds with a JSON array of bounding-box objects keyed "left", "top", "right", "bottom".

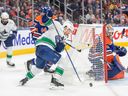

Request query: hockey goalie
[
  {"left": 88, "top": 24, "right": 127, "bottom": 80},
  {"left": 105, "top": 24, "right": 127, "bottom": 80}
]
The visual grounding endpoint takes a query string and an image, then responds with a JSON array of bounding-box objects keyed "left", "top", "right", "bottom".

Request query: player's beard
[{"left": 1, "top": 20, "right": 8, "bottom": 25}]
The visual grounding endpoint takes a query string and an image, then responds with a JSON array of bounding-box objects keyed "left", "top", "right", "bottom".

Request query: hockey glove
[
  {"left": 116, "top": 47, "right": 127, "bottom": 57},
  {"left": 55, "top": 35, "right": 65, "bottom": 52}
]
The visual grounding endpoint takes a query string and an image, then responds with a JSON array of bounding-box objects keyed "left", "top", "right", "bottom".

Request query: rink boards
[
  {"left": 0, "top": 25, "right": 128, "bottom": 58},
  {"left": 0, "top": 30, "right": 35, "bottom": 58}
]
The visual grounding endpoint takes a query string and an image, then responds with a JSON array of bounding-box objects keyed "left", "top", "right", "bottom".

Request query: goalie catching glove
[
  {"left": 107, "top": 44, "right": 127, "bottom": 56},
  {"left": 115, "top": 46, "right": 127, "bottom": 57}
]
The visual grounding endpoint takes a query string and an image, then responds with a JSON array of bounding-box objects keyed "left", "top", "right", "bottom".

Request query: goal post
[
  {"left": 103, "top": 24, "right": 108, "bottom": 83},
  {"left": 69, "top": 24, "right": 108, "bottom": 83}
]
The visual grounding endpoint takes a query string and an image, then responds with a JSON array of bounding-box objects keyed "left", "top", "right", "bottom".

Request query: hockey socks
[
  {"left": 54, "top": 66, "right": 64, "bottom": 76},
  {"left": 6, "top": 54, "right": 15, "bottom": 67},
  {"left": 6, "top": 47, "right": 15, "bottom": 67},
  {"left": 26, "top": 71, "right": 35, "bottom": 79},
  {"left": 50, "top": 66, "right": 64, "bottom": 89}
]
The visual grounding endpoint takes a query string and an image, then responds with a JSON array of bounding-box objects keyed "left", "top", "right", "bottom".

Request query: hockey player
[
  {"left": 88, "top": 24, "right": 127, "bottom": 80},
  {"left": 19, "top": 19, "right": 74, "bottom": 89},
  {"left": 0, "top": 12, "right": 17, "bottom": 67},
  {"left": 29, "top": 6, "right": 59, "bottom": 73},
  {"left": 31, "top": 6, "right": 55, "bottom": 41},
  {"left": 105, "top": 24, "right": 126, "bottom": 80}
]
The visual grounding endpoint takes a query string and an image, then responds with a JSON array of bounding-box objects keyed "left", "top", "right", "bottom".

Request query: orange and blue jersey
[
  {"left": 31, "top": 23, "right": 48, "bottom": 40},
  {"left": 34, "top": 15, "right": 52, "bottom": 26},
  {"left": 31, "top": 14, "right": 53, "bottom": 40}
]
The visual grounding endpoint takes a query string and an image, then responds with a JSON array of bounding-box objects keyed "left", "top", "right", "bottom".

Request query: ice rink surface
[{"left": 0, "top": 50, "right": 128, "bottom": 96}]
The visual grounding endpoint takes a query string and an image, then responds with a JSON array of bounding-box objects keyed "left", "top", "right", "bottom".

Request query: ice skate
[
  {"left": 49, "top": 76, "right": 64, "bottom": 90},
  {"left": 19, "top": 77, "right": 29, "bottom": 86},
  {"left": 7, "top": 61, "right": 15, "bottom": 67}
]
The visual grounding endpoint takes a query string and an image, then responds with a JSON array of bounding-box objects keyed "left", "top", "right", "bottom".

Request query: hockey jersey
[
  {"left": 0, "top": 19, "right": 17, "bottom": 41},
  {"left": 31, "top": 14, "right": 54, "bottom": 40},
  {"left": 35, "top": 20, "right": 63, "bottom": 50}
]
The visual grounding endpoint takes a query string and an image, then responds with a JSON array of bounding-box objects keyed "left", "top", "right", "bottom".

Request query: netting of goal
[{"left": 61, "top": 24, "right": 107, "bottom": 85}]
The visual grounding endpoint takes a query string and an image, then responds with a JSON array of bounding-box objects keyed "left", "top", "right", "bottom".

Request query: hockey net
[{"left": 62, "top": 24, "right": 107, "bottom": 84}]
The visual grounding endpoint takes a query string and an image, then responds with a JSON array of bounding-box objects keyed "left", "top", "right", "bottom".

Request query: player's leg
[
  {"left": 4, "top": 37, "right": 15, "bottom": 67},
  {"left": 50, "top": 65, "right": 64, "bottom": 88},
  {"left": 50, "top": 58, "right": 65, "bottom": 88},
  {"left": 24, "top": 58, "right": 36, "bottom": 71},
  {"left": 20, "top": 57, "right": 45, "bottom": 85},
  {"left": 43, "top": 61, "right": 56, "bottom": 73},
  {"left": 35, "top": 45, "right": 60, "bottom": 73},
  {"left": 19, "top": 45, "right": 61, "bottom": 86},
  {"left": 36, "top": 45, "right": 64, "bottom": 88}
]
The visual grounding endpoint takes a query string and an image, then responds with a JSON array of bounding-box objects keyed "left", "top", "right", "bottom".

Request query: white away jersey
[{"left": 0, "top": 19, "right": 17, "bottom": 41}]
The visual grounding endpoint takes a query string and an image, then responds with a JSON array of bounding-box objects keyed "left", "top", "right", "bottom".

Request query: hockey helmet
[
  {"left": 41, "top": 6, "right": 53, "bottom": 17},
  {"left": 1, "top": 12, "right": 9, "bottom": 25},
  {"left": 63, "top": 20, "right": 74, "bottom": 32},
  {"left": 1, "top": 12, "right": 9, "bottom": 19}
]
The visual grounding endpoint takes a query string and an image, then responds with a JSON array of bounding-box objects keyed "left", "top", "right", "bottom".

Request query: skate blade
[
  {"left": 49, "top": 84, "right": 64, "bottom": 90},
  {"left": 17, "top": 81, "right": 24, "bottom": 87},
  {"left": 7, "top": 64, "right": 15, "bottom": 68}
]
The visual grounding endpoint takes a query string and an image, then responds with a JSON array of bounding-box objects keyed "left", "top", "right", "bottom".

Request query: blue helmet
[{"left": 41, "top": 6, "right": 53, "bottom": 17}]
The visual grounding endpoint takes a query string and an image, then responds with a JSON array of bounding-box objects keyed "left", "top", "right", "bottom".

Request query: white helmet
[
  {"left": 63, "top": 20, "right": 74, "bottom": 32},
  {"left": 1, "top": 12, "right": 9, "bottom": 19}
]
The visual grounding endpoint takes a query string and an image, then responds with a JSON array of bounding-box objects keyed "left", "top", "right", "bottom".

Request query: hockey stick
[
  {"left": 65, "top": 42, "right": 81, "bottom": 52},
  {"left": 50, "top": 20, "right": 81, "bottom": 52},
  {"left": 51, "top": 20, "right": 82, "bottom": 82},
  {"left": 121, "top": 28, "right": 125, "bottom": 38},
  {"left": 64, "top": 48, "right": 82, "bottom": 82}
]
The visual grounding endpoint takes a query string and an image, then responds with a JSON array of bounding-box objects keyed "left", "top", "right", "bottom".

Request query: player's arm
[{"left": 9, "top": 20, "right": 17, "bottom": 39}]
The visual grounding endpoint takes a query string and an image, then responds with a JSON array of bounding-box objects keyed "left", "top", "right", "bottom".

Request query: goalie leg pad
[{"left": 108, "top": 55, "right": 125, "bottom": 80}]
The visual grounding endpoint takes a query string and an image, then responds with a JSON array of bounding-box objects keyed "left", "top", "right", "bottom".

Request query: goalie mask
[
  {"left": 1, "top": 12, "right": 9, "bottom": 25},
  {"left": 63, "top": 20, "right": 74, "bottom": 36},
  {"left": 106, "top": 24, "right": 114, "bottom": 40}
]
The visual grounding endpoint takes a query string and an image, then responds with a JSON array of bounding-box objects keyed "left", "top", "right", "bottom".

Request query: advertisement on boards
[{"left": 0, "top": 30, "right": 35, "bottom": 52}]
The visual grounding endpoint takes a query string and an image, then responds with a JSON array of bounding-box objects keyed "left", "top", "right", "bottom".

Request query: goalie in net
[
  {"left": 87, "top": 24, "right": 127, "bottom": 81},
  {"left": 73, "top": 24, "right": 127, "bottom": 82}
]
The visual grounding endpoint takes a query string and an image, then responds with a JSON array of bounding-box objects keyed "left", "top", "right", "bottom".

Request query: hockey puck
[
  {"left": 77, "top": 49, "right": 81, "bottom": 52},
  {"left": 87, "top": 44, "right": 90, "bottom": 46},
  {"left": 89, "top": 83, "right": 93, "bottom": 87}
]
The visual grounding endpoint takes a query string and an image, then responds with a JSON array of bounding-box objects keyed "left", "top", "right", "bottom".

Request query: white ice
[{"left": 0, "top": 50, "right": 128, "bottom": 96}]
